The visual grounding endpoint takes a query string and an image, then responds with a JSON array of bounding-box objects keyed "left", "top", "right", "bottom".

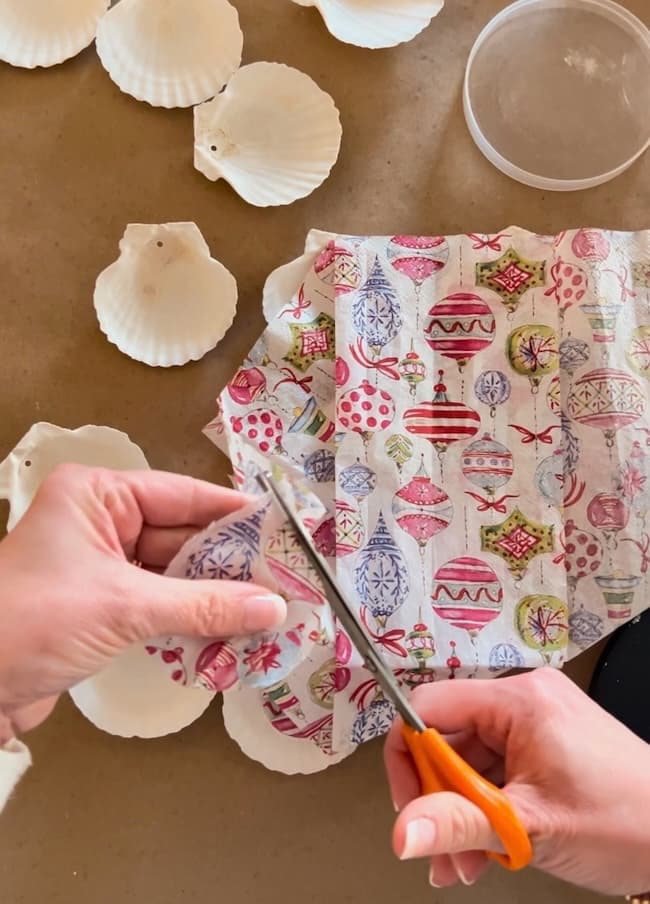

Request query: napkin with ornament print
[{"left": 203, "top": 226, "right": 650, "bottom": 772}]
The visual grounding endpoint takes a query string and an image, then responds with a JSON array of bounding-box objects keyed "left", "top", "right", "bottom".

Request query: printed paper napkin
[{"left": 201, "top": 226, "right": 650, "bottom": 771}]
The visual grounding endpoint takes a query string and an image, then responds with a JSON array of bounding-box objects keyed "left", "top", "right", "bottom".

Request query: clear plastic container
[{"left": 463, "top": 0, "right": 650, "bottom": 190}]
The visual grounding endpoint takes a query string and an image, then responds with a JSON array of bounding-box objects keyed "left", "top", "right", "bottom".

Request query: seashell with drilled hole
[
  {"left": 290, "top": 0, "right": 444, "bottom": 49},
  {"left": 94, "top": 222, "right": 238, "bottom": 367},
  {"left": 0, "top": 0, "right": 109, "bottom": 68},
  {"left": 0, "top": 422, "right": 149, "bottom": 531},
  {"left": 194, "top": 62, "right": 342, "bottom": 207},
  {"left": 95, "top": 0, "right": 243, "bottom": 108}
]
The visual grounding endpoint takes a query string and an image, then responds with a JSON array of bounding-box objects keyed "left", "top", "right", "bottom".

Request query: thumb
[
  {"left": 115, "top": 567, "right": 287, "bottom": 641},
  {"left": 394, "top": 791, "right": 499, "bottom": 859}
]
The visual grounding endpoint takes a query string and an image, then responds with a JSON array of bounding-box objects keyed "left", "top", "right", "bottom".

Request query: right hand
[{"left": 385, "top": 668, "right": 650, "bottom": 895}]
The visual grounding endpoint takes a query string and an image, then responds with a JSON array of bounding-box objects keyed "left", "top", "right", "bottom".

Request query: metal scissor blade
[{"left": 257, "top": 471, "right": 425, "bottom": 733}]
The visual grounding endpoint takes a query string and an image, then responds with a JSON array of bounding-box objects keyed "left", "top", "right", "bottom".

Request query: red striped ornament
[
  {"left": 424, "top": 292, "right": 495, "bottom": 370},
  {"left": 431, "top": 556, "right": 503, "bottom": 637},
  {"left": 404, "top": 370, "right": 481, "bottom": 454}
]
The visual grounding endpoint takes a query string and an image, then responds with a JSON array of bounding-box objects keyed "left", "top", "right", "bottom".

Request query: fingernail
[
  {"left": 400, "top": 818, "right": 436, "bottom": 860},
  {"left": 428, "top": 865, "right": 441, "bottom": 888},
  {"left": 243, "top": 594, "right": 286, "bottom": 632},
  {"left": 453, "top": 859, "right": 476, "bottom": 887}
]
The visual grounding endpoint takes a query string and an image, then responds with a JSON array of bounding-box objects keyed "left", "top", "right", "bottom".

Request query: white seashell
[
  {"left": 291, "top": 0, "right": 444, "bottom": 49},
  {"left": 95, "top": 0, "right": 243, "bottom": 108},
  {"left": 0, "top": 422, "right": 148, "bottom": 531},
  {"left": 70, "top": 644, "right": 214, "bottom": 739},
  {"left": 222, "top": 683, "right": 353, "bottom": 774},
  {"left": 262, "top": 229, "right": 338, "bottom": 321},
  {"left": 94, "top": 222, "right": 238, "bottom": 368},
  {"left": 0, "top": 0, "right": 109, "bottom": 68},
  {"left": 194, "top": 62, "right": 342, "bottom": 207}
]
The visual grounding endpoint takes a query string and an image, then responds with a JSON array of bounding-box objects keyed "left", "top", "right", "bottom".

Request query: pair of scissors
[{"left": 257, "top": 471, "right": 532, "bottom": 871}]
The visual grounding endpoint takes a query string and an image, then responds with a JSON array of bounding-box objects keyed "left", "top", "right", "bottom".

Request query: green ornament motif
[
  {"left": 480, "top": 508, "right": 554, "bottom": 581},
  {"left": 283, "top": 313, "right": 335, "bottom": 372},
  {"left": 632, "top": 261, "right": 650, "bottom": 288},
  {"left": 476, "top": 248, "right": 546, "bottom": 312}
]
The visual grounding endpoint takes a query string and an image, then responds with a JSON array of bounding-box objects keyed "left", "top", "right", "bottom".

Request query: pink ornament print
[
  {"left": 563, "top": 519, "right": 603, "bottom": 592},
  {"left": 431, "top": 556, "right": 503, "bottom": 639},
  {"left": 544, "top": 258, "right": 588, "bottom": 319},
  {"left": 392, "top": 458, "right": 453, "bottom": 550},
  {"left": 387, "top": 235, "right": 449, "bottom": 284},
  {"left": 403, "top": 370, "right": 481, "bottom": 454},
  {"left": 424, "top": 292, "right": 495, "bottom": 371},
  {"left": 230, "top": 407, "right": 283, "bottom": 454},
  {"left": 337, "top": 380, "right": 395, "bottom": 439},
  {"left": 226, "top": 366, "right": 266, "bottom": 405},
  {"left": 194, "top": 641, "right": 238, "bottom": 692},
  {"left": 567, "top": 368, "right": 645, "bottom": 447},
  {"left": 571, "top": 229, "right": 610, "bottom": 263},
  {"left": 314, "top": 240, "right": 361, "bottom": 296}
]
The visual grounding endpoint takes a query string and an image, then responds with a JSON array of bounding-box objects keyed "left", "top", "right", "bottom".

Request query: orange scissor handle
[{"left": 402, "top": 724, "right": 532, "bottom": 871}]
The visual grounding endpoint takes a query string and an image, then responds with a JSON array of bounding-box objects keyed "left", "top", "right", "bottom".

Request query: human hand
[
  {"left": 0, "top": 464, "right": 286, "bottom": 743},
  {"left": 385, "top": 668, "right": 650, "bottom": 896}
]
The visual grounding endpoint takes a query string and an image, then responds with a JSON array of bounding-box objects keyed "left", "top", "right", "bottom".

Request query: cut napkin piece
[
  {"left": 148, "top": 469, "right": 333, "bottom": 696},
  {"left": 206, "top": 226, "right": 650, "bottom": 771}
]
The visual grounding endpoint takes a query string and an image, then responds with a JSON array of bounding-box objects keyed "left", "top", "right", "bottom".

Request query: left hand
[{"left": 0, "top": 464, "right": 287, "bottom": 743}]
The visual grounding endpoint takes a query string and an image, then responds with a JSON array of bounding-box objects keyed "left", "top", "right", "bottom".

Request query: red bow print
[
  {"left": 466, "top": 233, "right": 511, "bottom": 252},
  {"left": 622, "top": 533, "right": 650, "bottom": 574},
  {"left": 509, "top": 423, "right": 559, "bottom": 444},
  {"left": 602, "top": 265, "right": 637, "bottom": 304},
  {"left": 349, "top": 339, "right": 400, "bottom": 381},
  {"left": 360, "top": 606, "right": 407, "bottom": 657},
  {"left": 279, "top": 285, "right": 311, "bottom": 320},
  {"left": 273, "top": 367, "right": 313, "bottom": 393},
  {"left": 350, "top": 670, "right": 407, "bottom": 710},
  {"left": 464, "top": 491, "right": 519, "bottom": 513}
]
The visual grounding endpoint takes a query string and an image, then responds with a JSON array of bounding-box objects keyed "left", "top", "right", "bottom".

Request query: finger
[
  {"left": 113, "top": 567, "right": 287, "bottom": 641},
  {"left": 118, "top": 471, "right": 251, "bottom": 528},
  {"left": 385, "top": 722, "right": 502, "bottom": 812},
  {"left": 429, "top": 855, "right": 460, "bottom": 888},
  {"left": 443, "top": 730, "right": 502, "bottom": 776},
  {"left": 384, "top": 722, "right": 421, "bottom": 811},
  {"left": 450, "top": 851, "right": 491, "bottom": 887},
  {"left": 393, "top": 791, "right": 499, "bottom": 859},
  {"left": 7, "top": 696, "right": 59, "bottom": 735},
  {"left": 136, "top": 526, "right": 198, "bottom": 567}
]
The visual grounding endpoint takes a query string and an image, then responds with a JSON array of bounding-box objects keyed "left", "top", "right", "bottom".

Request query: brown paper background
[{"left": 0, "top": 1, "right": 647, "bottom": 901}]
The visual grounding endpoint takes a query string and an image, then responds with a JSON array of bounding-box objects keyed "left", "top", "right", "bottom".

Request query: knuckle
[
  {"left": 191, "top": 588, "right": 241, "bottom": 637},
  {"left": 447, "top": 802, "right": 484, "bottom": 848}
]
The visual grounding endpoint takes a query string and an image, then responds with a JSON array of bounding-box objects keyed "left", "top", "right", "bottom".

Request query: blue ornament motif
[
  {"left": 303, "top": 449, "right": 336, "bottom": 483},
  {"left": 474, "top": 370, "right": 511, "bottom": 414},
  {"left": 559, "top": 338, "right": 590, "bottom": 375},
  {"left": 351, "top": 698, "right": 396, "bottom": 744},
  {"left": 352, "top": 258, "right": 402, "bottom": 354},
  {"left": 339, "top": 461, "right": 377, "bottom": 501},
  {"left": 186, "top": 504, "right": 268, "bottom": 582},
  {"left": 354, "top": 512, "right": 410, "bottom": 627},
  {"left": 569, "top": 610, "right": 604, "bottom": 650},
  {"left": 489, "top": 643, "right": 525, "bottom": 672}
]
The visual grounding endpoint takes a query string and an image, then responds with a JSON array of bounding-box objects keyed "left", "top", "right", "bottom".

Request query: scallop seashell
[
  {"left": 0, "top": 422, "right": 149, "bottom": 531},
  {"left": 222, "top": 682, "right": 353, "bottom": 774},
  {"left": 0, "top": 0, "right": 109, "bottom": 68},
  {"left": 95, "top": 0, "right": 243, "bottom": 108},
  {"left": 94, "top": 222, "right": 238, "bottom": 367},
  {"left": 290, "top": 0, "right": 444, "bottom": 49},
  {"left": 70, "top": 643, "right": 214, "bottom": 739},
  {"left": 194, "top": 62, "right": 342, "bottom": 207}
]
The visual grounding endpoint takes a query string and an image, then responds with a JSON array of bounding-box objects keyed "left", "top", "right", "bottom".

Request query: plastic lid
[{"left": 463, "top": 0, "right": 650, "bottom": 190}]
